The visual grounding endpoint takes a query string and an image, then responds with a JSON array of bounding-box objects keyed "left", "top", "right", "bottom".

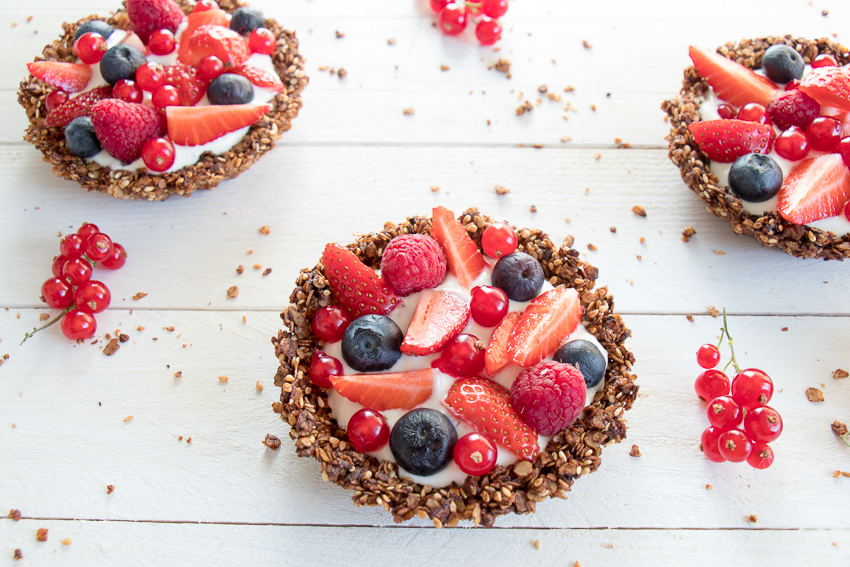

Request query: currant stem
[
  {"left": 721, "top": 308, "right": 742, "bottom": 374},
  {"left": 20, "top": 305, "right": 74, "bottom": 345},
  {"left": 841, "top": 432, "right": 850, "bottom": 449}
]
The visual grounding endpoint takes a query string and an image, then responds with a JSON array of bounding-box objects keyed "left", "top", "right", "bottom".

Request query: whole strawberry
[
  {"left": 90, "top": 99, "right": 163, "bottom": 164},
  {"left": 127, "top": 0, "right": 185, "bottom": 44},
  {"left": 381, "top": 234, "right": 447, "bottom": 296},
  {"left": 510, "top": 361, "right": 587, "bottom": 435}
]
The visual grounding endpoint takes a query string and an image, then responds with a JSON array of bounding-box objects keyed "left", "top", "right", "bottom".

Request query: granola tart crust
[
  {"left": 271, "top": 208, "right": 638, "bottom": 528},
  {"left": 661, "top": 35, "right": 850, "bottom": 260},
  {"left": 17, "top": 0, "right": 307, "bottom": 201}
]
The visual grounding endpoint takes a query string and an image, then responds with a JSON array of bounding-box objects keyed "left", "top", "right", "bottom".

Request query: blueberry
[
  {"left": 761, "top": 45, "right": 804, "bottom": 84},
  {"left": 491, "top": 252, "right": 545, "bottom": 302},
  {"left": 553, "top": 339, "right": 607, "bottom": 388},
  {"left": 99, "top": 44, "right": 146, "bottom": 85},
  {"left": 390, "top": 409, "right": 457, "bottom": 476},
  {"left": 728, "top": 153, "right": 783, "bottom": 203},
  {"left": 341, "top": 315, "right": 403, "bottom": 372},
  {"left": 64, "top": 116, "right": 101, "bottom": 158},
  {"left": 207, "top": 74, "right": 254, "bottom": 105},
  {"left": 73, "top": 20, "right": 114, "bottom": 43},
  {"left": 230, "top": 7, "right": 265, "bottom": 36}
]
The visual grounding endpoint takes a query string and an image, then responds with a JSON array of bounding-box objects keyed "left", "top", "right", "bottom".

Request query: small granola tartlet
[
  {"left": 662, "top": 36, "right": 850, "bottom": 260},
  {"left": 271, "top": 207, "right": 637, "bottom": 527},
  {"left": 18, "top": 0, "right": 306, "bottom": 200}
]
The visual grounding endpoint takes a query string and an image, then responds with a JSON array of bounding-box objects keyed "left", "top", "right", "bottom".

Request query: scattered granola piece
[
  {"left": 164, "top": 326, "right": 174, "bottom": 332},
  {"left": 335, "top": 30, "right": 344, "bottom": 38},
  {"left": 629, "top": 444, "right": 641, "bottom": 457},
  {"left": 124, "top": 415, "right": 133, "bottom": 422},
  {"left": 781, "top": 327, "right": 788, "bottom": 331},
  {"left": 532, "top": 144, "right": 543, "bottom": 149},
  {"left": 247, "top": 249, "right": 253, "bottom": 255},
  {"left": 834, "top": 369, "right": 848, "bottom": 379},
  {"left": 403, "top": 108, "right": 415, "bottom": 115},
  {"left": 632, "top": 205, "right": 647, "bottom": 217},
  {"left": 716, "top": 250, "right": 726, "bottom": 256},
  {"left": 137, "top": 326, "right": 144, "bottom": 332},
  {"left": 833, "top": 421, "right": 848, "bottom": 436},
  {"left": 538, "top": 85, "right": 547, "bottom": 93},
  {"left": 563, "top": 235, "right": 575, "bottom": 248},
  {"left": 226, "top": 286, "right": 239, "bottom": 299},
  {"left": 107, "top": 485, "right": 115, "bottom": 494},
  {"left": 253, "top": 263, "right": 262, "bottom": 269},
  {"left": 236, "top": 265, "right": 244, "bottom": 274},
  {"left": 822, "top": 9, "right": 828, "bottom": 16},
  {"left": 440, "top": 65, "right": 449, "bottom": 71},
  {"left": 614, "top": 137, "right": 622, "bottom": 144},
  {"left": 39, "top": 312, "right": 49, "bottom": 321},
  {"left": 587, "top": 243, "right": 597, "bottom": 251},
  {"left": 430, "top": 186, "right": 440, "bottom": 192},
  {"left": 564, "top": 86, "right": 575, "bottom": 92},
  {"left": 36, "top": 528, "right": 48, "bottom": 542},
  {"left": 14, "top": 549, "right": 22, "bottom": 560},
  {"left": 132, "top": 292, "right": 147, "bottom": 300},
  {"left": 318, "top": 65, "right": 328, "bottom": 71},
  {"left": 575, "top": 562, "right": 581, "bottom": 567},
  {"left": 187, "top": 437, "right": 192, "bottom": 443},
  {"left": 636, "top": 255, "right": 642, "bottom": 260},
  {"left": 8, "top": 509, "right": 21, "bottom": 521},
  {"left": 516, "top": 101, "right": 533, "bottom": 115},
  {"left": 529, "top": 205, "right": 537, "bottom": 213},
  {"left": 337, "top": 68, "right": 347, "bottom": 79},
  {"left": 495, "top": 184, "right": 511, "bottom": 195},
  {"left": 263, "top": 433, "right": 281, "bottom": 450},
  {"left": 256, "top": 381, "right": 263, "bottom": 391},
  {"left": 687, "top": 315, "right": 695, "bottom": 322},
  {"left": 610, "top": 227, "right": 617, "bottom": 233},
  {"left": 560, "top": 136, "right": 572, "bottom": 142},
  {"left": 639, "top": 237, "right": 646, "bottom": 243},
  {"left": 103, "top": 338, "right": 120, "bottom": 356},
  {"left": 61, "top": 539, "right": 72, "bottom": 545},
  {"left": 259, "top": 225, "right": 270, "bottom": 235},
  {"left": 707, "top": 306, "right": 720, "bottom": 317},
  {"left": 173, "top": 370, "right": 183, "bottom": 379},
  {"left": 582, "top": 39, "right": 592, "bottom": 48},
  {"left": 594, "top": 153, "right": 601, "bottom": 160},
  {"left": 490, "top": 58, "right": 511, "bottom": 73},
  {"left": 806, "top": 387, "right": 825, "bottom": 402},
  {"left": 746, "top": 515, "right": 757, "bottom": 523},
  {"left": 387, "top": 38, "right": 396, "bottom": 45},
  {"left": 591, "top": 104, "right": 597, "bottom": 111},
  {"left": 263, "top": 268, "right": 272, "bottom": 276},
  {"left": 682, "top": 226, "right": 696, "bottom": 242},
  {"left": 219, "top": 375, "right": 229, "bottom": 382},
  {"left": 706, "top": 484, "right": 712, "bottom": 490},
  {"left": 534, "top": 540, "right": 541, "bottom": 550}
]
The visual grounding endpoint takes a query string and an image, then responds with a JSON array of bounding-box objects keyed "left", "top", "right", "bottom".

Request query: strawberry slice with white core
[
  {"left": 330, "top": 369, "right": 435, "bottom": 412},
  {"left": 431, "top": 206, "right": 487, "bottom": 289},
  {"left": 485, "top": 311, "right": 522, "bottom": 377},
  {"left": 688, "top": 45, "right": 779, "bottom": 107},
  {"left": 688, "top": 119, "right": 775, "bottom": 164},
  {"left": 26, "top": 61, "right": 91, "bottom": 93},
  {"left": 508, "top": 286, "right": 582, "bottom": 368},
  {"left": 165, "top": 104, "right": 271, "bottom": 146},
  {"left": 321, "top": 243, "right": 403, "bottom": 319},
  {"left": 400, "top": 291, "right": 470, "bottom": 356},
  {"left": 777, "top": 154, "right": 850, "bottom": 225},
  {"left": 799, "top": 66, "right": 850, "bottom": 113}
]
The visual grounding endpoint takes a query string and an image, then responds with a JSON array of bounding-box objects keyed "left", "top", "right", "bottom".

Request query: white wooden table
[{"left": 2, "top": 0, "right": 849, "bottom": 564}]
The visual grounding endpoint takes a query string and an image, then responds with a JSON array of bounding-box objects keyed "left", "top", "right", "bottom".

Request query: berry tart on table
[
  {"left": 18, "top": 0, "right": 306, "bottom": 200},
  {"left": 271, "top": 207, "right": 638, "bottom": 527},
  {"left": 663, "top": 37, "right": 850, "bottom": 259}
]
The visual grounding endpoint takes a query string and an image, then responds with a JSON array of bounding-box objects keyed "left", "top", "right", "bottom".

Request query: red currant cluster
[
  {"left": 430, "top": 0, "right": 508, "bottom": 46},
  {"left": 27, "top": 223, "right": 127, "bottom": 343},
  {"left": 694, "top": 310, "right": 782, "bottom": 469}
]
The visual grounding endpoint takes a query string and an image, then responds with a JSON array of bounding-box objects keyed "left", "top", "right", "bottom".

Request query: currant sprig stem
[
  {"left": 20, "top": 305, "right": 74, "bottom": 345},
  {"left": 720, "top": 308, "right": 742, "bottom": 374},
  {"left": 841, "top": 432, "right": 850, "bottom": 449}
]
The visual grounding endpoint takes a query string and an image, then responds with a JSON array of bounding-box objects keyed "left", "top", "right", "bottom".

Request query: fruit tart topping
[
  {"left": 186, "top": 25, "right": 251, "bottom": 69},
  {"left": 491, "top": 251, "right": 545, "bottom": 302},
  {"left": 430, "top": 206, "right": 488, "bottom": 289},
  {"left": 44, "top": 90, "right": 69, "bottom": 113},
  {"left": 469, "top": 285, "right": 509, "bottom": 327},
  {"left": 45, "top": 85, "right": 113, "bottom": 128},
  {"left": 481, "top": 222, "right": 518, "bottom": 259},
  {"left": 162, "top": 63, "right": 209, "bottom": 106},
  {"left": 331, "top": 369, "right": 436, "bottom": 411},
  {"left": 198, "top": 55, "right": 226, "bottom": 81},
  {"left": 716, "top": 104, "right": 736, "bottom": 119},
  {"left": 737, "top": 102, "right": 768, "bottom": 125},
  {"left": 510, "top": 361, "right": 587, "bottom": 436},
  {"left": 100, "top": 44, "right": 147, "bottom": 85},
  {"left": 432, "top": 333, "right": 485, "bottom": 377},
  {"left": 321, "top": 243, "right": 403, "bottom": 319},
  {"left": 380, "top": 234, "right": 447, "bottom": 297},
  {"left": 400, "top": 291, "right": 470, "bottom": 356},
  {"left": 347, "top": 408, "right": 390, "bottom": 453},
  {"left": 812, "top": 53, "right": 838, "bottom": 69},
  {"left": 73, "top": 32, "right": 108, "bottom": 65},
  {"left": 193, "top": 1, "right": 219, "bottom": 14},
  {"left": 778, "top": 154, "right": 850, "bottom": 224},
  {"left": 553, "top": 339, "right": 606, "bottom": 388},
  {"left": 135, "top": 62, "right": 166, "bottom": 92},
  {"left": 799, "top": 66, "right": 850, "bottom": 113},
  {"left": 90, "top": 99, "right": 164, "bottom": 163},
  {"left": 112, "top": 79, "right": 144, "bottom": 104},
  {"left": 74, "top": 20, "right": 114, "bottom": 43},
  {"left": 230, "top": 7, "right": 266, "bottom": 36},
  {"left": 728, "top": 153, "right": 783, "bottom": 203},
  {"left": 508, "top": 286, "right": 582, "bottom": 368},
  {"left": 148, "top": 29, "right": 177, "bottom": 56},
  {"left": 341, "top": 314, "right": 403, "bottom": 372},
  {"left": 453, "top": 432, "right": 498, "bottom": 476},
  {"left": 249, "top": 28, "right": 276, "bottom": 55},
  {"left": 153, "top": 85, "right": 180, "bottom": 109},
  {"left": 127, "top": 0, "right": 185, "bottom": 44},
  {"left": 64, "top": 117, "right": 102, "bottom": 159},
  {"left": 805, "top": 116, "right": 842, "bottom": 152},
  {"left": 227, "top": 65, "right": 284, "bottom": 92},
  {"left": 766, "top": 90, "right": 820, "bottom": 131},
  {"left": 309, "top": 350, "right": 343, "bottom": 388},
  {"left": 177, "top": 7, "right": 230, "bottom": 65},
  {"left": 484, "top": 310, "right": 521, "bottom": 376},
  {"left": 311, "top": 305, "right": 352, "bottom": 343},
  {"left": 761, "top": 44, "right": 805, "bottom": 84},
  {"left": 208, "top": 74, "right": 254, "bottom": 105},
  {"left": 390, "top": 408, "right": 458, "bottom": 476},
  {"left": 774, "top": 126, "right": 810, "bottom": 161},
  {"left": 141, "top": 137, "right": 176, "bottom": 172},
  {"left": 165, "top": 103, "right": 272, "bottom": 146},
  {"left": 688, "top": 45, "right": 779, "bottom": 107},
  {"left": 687, "top": 119, "right": 775, "bottom": 163},
  {"left": 26, "top": 61, "right": 92, "bottom": 93}
]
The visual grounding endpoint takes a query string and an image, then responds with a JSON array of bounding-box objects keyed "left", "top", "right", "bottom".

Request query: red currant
[
  {"left": 148, "top": 29, "right": 176, "bottom": 55},
  {"left": 839, "top": 137, "right": 850, "bottom": 170},
  {"left": 475, "top": 19, "right": 502, "bottom": 45},
  {"left": 481, "top": 0, "right": 509, "bottom": 18},
  {"left": 62, "top": 257, "right": 93, "bottom": 286},
  {"left": 774, "top": 125, "right": 810, "bottom": 161},
  {"left": 746, "top": 442, "right": 774, "bottom": 469},
  {"left": 41, "top": 277, "right": 73, "bottom": 309},
  {"left": 806, "top": 116, "right": 843, "bottom": 152},
  {"left": 347, "top": 408, "right": 390, "bottom": 452},
  {"left": 717, "top": 104, "right": 737, "bottom": 119},
  {"left": 700, "top": 426, "right": 726, "bottom": 462},
  {"left": 52, "top": 255, "right": 70, "bottom": 278},
  {"left": 454, "top": 432, "right": 498, "bottom": 475},
  {"left": 784, "top": 79, "right": 800, "bottom": 91},
  {"left": 706, "top": 395, "right": 743, "bottom": 430},
  {"left": 136, "top": 62, "right": 166, "bottom": 92},
  {"left": 77, "top": 223, "right": 100, "bottom": 241},
  {"left": 696, "top": 344, "right": 720, "bottom": 369},
  {"left": 60, "top": 234, "right": 85, "bottom": 258},
  {"left": 737, "top": 102, "right": 768, "bottom": 125},
  {"left": 61, "top": 309, "right": 97, "bottom": 340},
  {"left": 433, "top": 334, "right": 485, "bottom": 377},
  {"left": 75, "top": 280, "right": 111, "bottom": 314},
  {"left": 112, "top": 79, "right": 144, "bottom": 104},
  {"left": 845, "top": 199, "right": 850, "bottom": 223},
  {"left": 193, "top": 0, "right": 217, "bottom": 12},
  {"left": 717, "top": 429, "right": 752, "bottom": 463},
  {"left": 152, "top": 85, "right": 180, "bottom": 109},
  {"left": 470, "top": 285, "right": 509, "bottom": 327},
  {"left": 438, "top": 4, "right": 468, "bottom": 36},
  {"left": 85, "top": 233, "right": 113, "bottom": 262},
  {"left": 142, "top": 137, "right": 175, "bottom": 172},
  {"left": 198, "top": 55, "right": 225, "bottom": 81},
  {"left": 731, "top": 368, "right": 773, "bottom": 409},
  {"left": 481, "top": 222, "right": 518, "bottom": 259},
  {"left": 309, "top": 350, "right": 343, "bottom": 388},
  {"left": 73, "top": 32, "right": 107, "bottom": 65},
  {"left": 695, "top": 369, "right": 730, "bottom": 401},
  {"left": 812, "top": 53, "right": 838, "bottom": 68},
  {"left": 743, "top": 406, "right": 783, "bottom": 443},
  {"left": 45, "top": 90, "right": 68, "bottom": 113},
  {"left": 99, "top": 243, "right": 127, "bottom": 270},
  {"left": 311, "top": 306, "right": 352, "bottom": 343},
  {"left": 249, "top": 28, "right": 276, "bottom": 55},
  {"left": 430, "top": 0, "right": 451, "bottom": 12}
]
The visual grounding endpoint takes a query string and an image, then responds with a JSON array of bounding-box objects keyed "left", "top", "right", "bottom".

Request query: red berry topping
[
  {"left": 510, "top": 361, "right": 586, "bottom": 435},
  {"left": 321, "top": 243, "right": 403, "bottom": 319},
  {"left": 688, "top": 45, "right": 779, "bottom": 107},
  {"left": 90, "top": 99, "right": 164, "bottom": 164},
  {"left": 152, "top": 84, "right": 180, "bottom": 108},
  {"left": 839, "top": 136, "right": 850, "bottom": 169},
  {"left": 185, "top": 24, "right": 251, "bottom": 68},
  {"left": 331, "top": 369, "right": 436, "bottom": 411},
  {"left": 73, "top": 32, "right": 108, "bottom": 64},
  {"left": 846, "top": 200, "right": 850, "bottom": 222},
  {"left": 688, "top": 119, "right": 776, "bottom": 163},
  {"left": 470, "top": 285, "right": 509, "bottom": 327},
  {"left": 747, "top": 442, "right": 774, "bottom": 469},
  {"left": 44, "top": 90, "right": 69, "bottom": 113},
  {"left": 696, "top": 344, "right": 720, "bottom": 369},
  {"left": 162, "top": 64, "right": 209, "bottom": 107},
  {"left": 26, "top": 61, "right": 92, "bottom": 93},
  {"left": 249, "top": 27, "right": 276, "bottom": 55},
  {"left": 136, "top": 62, "right": 166, "bottom": 92},
  {"left": 381, "top": 234, "right": 447, "bottom": 296},
  {"left": 717, "top": 429, "right": 752, "bottom": 463},
  {"left": 475, "top": 19, "right": 502, "bottom": 46},
  {"left": 430, "top": 0, "right": 451, "bottom": 13},
  {"left": 799, "top": 66, "right": 850, "bottom": 113},
  {"left": 812, "top": 53, "right": 838, "bottom": 68},
  {"left": 716, "top": 104, "right": 736, "bottom": 119},
  {"left": 165, "top": 103, "right": 271, "bottom": 146},
  {"left": 766, "top": 90, "right": 820, "bottom": 131},
  {"left": 176, "top": 8, "right": 230, "bottom": 65},
  {"left": 401, "top": 291, "right": 470, "bottom": 356},
  {"left": 60, "top": 309, "right": 96, "bottom": 340},
  {"left": 778, "top": 154, "right": 850, "bottom": 225},
  {"left": 700, "top": 426, "right": 726, "bottom": 462},
  {"left": 198, "top": 55, "right": 225, "bottom": 81},
  {"left": 126, "top": 0, "right": 185, "bottom": 43},
  {"left": 148, "top": 29, "right": 177, "bottom": 55},
  {"left": 730, "top": 368, "right": 773, "bottom": 409},
  {"left": 142, "top": 137, "right": 175, "bottom": 172},
  {"left": 431, "top": 206, "right": 488, "bottom": 289},
  {"left": 77, "top": 223, "right": 100, "bottom": 240},
  {"left": 193, "top": 0, "right": 217, "bottom": 12},
  {"left": 112, "top": 79, "right": 144, "bottom": 104},
  {"left": 695, "top": 369, "right": 730, "bottom": 401},
  {"left": 226, "top": 65, "right": 284, "bottom": 92},
  {"left": 743, "top": 406, "right": 783, "bottom": 443},
  {"left": 438, "top": 3, "right": 468, "bottom": 36},
  {"left": 774, "top": 125, "right": 810, "bottom": 161},
  {"left": 481, "top": 222, "right": 518, "bottom": 259},
  {"left": 44, "top": 85, "right": 113, "bottom": 128},
  {"left": 737, "top": 102, "right": 768, "bottom": 124},
  {"left": 706, "top": 395, "right": 743, "bottom": 430},
  {"left": 85, "top": 233, "right": 114, "bottom": 262},
  {"left": 432, "top": 333, "right": 485, "bottom": 377},
  {"left": 347, "top": 408, "right": 390, "bottom": 453},
  {"left": 485, "top": 311, "right": 521, "bottom": 376},
  {"left": 75, "top": 281, "right": 111, "bottom": 314},
  {"left": 99, "top": 243, "right": 127, "bottom": 270},
  {"left": 453, "top": 432, "right": 498, "bottom": 476},
  {"left": 311, "top": 305, "right": 352, "bottom": 343},
  {"left": 806, "top": 116, "right": 843, "bottom": 152},
  {"left": 52, "top": 255, "right": 70, "bottom": 278},
  {"left": 785, "top": 79, "right": 800, "bottom": 91},
  {"left": 41, "top": 277, "right": 73, "bottom": 309},
  {"left": 62, "top": 257, "right": 93, "bottom": 286},
  {"left": 481, "top": 0, "right": 509, "bottom": 18},
  {"left": 508, "top": 286, "right": 582, "bottom": 368},
  {"left": 308, "top": 350, "right": 343, "bottom": 388},
  {"left": 60, "top": 234, "right": 86, "bottom": 258}
]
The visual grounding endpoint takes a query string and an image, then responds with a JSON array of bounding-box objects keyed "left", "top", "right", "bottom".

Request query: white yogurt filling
[{"left": 324, "top": 264, "right": 608, "bottom": 488}]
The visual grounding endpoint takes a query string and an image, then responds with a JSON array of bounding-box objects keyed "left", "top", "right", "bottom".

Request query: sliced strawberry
[
  {"left": 26, "top": 61, "right": 91, "bottom": 93},
  {"left": 177, "top": 8, "right": 230, "bottom": 65},
  {"left": 443, "top": 377, "right": 539, "bottom": 460},
  {"left": 120, "top": 31, "right": 150, "bottom": 56},
  {"left": 44, "top": 85, "right": 112, "bottom": 128},
  {"left": 689, "top": 45, "right": 779, "bottom": 107},
  {"left": 330, "top": 369, "right": 435, "bottom": 411},
  {"left": 400, "top": 291, "right": 470, "bottom": 356},
  {"left": 431, "top": 206, "right": 487, "bottom": 289},
  {"left": 508, "top": 286, "right": 582, "bottom": 368},
  {"left": 485, "top": 311, "right": 522, "bottom": 377},
  {"left": 185, "top": 25, "right": 251, "bottom": 69},
  {"left": 320, "top": 243, "right": 403, "bottom": 319},
  {"left": 688, "top": 119, "right": 776, "bottom": 164},
  {"left": 162, "top": 64, "right": 208, "bottom": 106},
  {"left": 799, "top": 66, "right": 850, "bottom": 113},
  {"left": 777, "top": 154, "right": 850, "bottom": 225},
  {"left": 227, "top": 66, "right": 284, "bottom": 92},
  {"left": 165, "top": 103, "right": 271, "bottom": 146}
]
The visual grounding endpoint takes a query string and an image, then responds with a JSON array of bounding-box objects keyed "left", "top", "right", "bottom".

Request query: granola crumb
[
  {"left": 387, "top": 38, "right": 396, "bottom": 45},
  {"left": 687, "top": 315, "right": 695, "bottom": 322},
  {"left": 575, "top": 562, "right": 581, "bottom": 567},
  {"left": 107, "top": 485, "right": 115, "bottom": 494},
  {"left": 516, "top": 101, "right": 533, "bottom": 115},
  {"left": 594, "top": 153, "right": 601, "bottom": 160},
  {"left": 530, "top": 205, "right": 537, "bottom": 213},
  {"left": 219, "top": 375, "right": 229, "bottom": 382},
  {"left": 823, "top": 9, "right": 828, "bottom": 16},
  {"left": 610, "top": 227, "right": 617, "bottom": 233},
  {"left": 39, "top": 312, "right": 49, "bottom": 321},
  {"left": 36, "top": 528, "right": 48, "bottom": 542},
  {"left": 629, "top": 444, "right": 641, "bottom": 457},
  {"left": 587, "top": 243, "right": 597, "bottom": 251},
  {"left": 174, "top": 371, "right": 182, "bottom": 378},
  {"left": 707, "top": 306, "right": 720, "bottom": 317},
  {"left": 534, "top": 539, "right": 541, "bottom": 550},
  {"left": 582, "top": 39, "right": 592, "bottom": 48},
  {"left": 236, "top": 265, "right": 244, "bottom": 274},
  {"left": 61, "top": 539, "right": 72, "bottom": 545},
  {"left": 495, "top": 184, "right": 511, "bottom": 195},
  {"left": 632, "top": 205, "right": 647, "bottom": 217},
  {"left": 706, "top": 484, "right": 712, "bottom": 490},
  {"left": 243, "top": 316, "right": 247, "bottom": 323},
  {"left": 430, "top": 186, "right": 440, "bottom": 192},
  {"left": 103, "top": 338, "right": 120, "bottom": 356},
  {"left": 806, "top": 387, "right": 825, "bottom": 402},
  {"left": 8, "top": 509, "right": 21, "bottom": 521},
  {"left": 615, "top": 137, "right": 622, "bottom": 144},
  {"left": 538, "top": 85, "right": 548, "bottom": 93},
  {"left": 560, "top": 136, "right": 572, "bottom": 142},
  {"left": 256, "top": 381, "right": 263, "bottom": 391},
  {"left": 263, "top": 268, "right": 272, "bottom": 276},
  {"left": 716, "top": 250, "right": 726, "bottom": 256},
  {"left": 591, "top": 104, "right": 597, "bottom": 111},
  {"left": 682, "top": 226, "right": 696, "bottom": 242},
  {"left": 491, "top": 58, "right": 511, "bottom": 73},
  {"left": 119, "top": 333, "right": 130, "bottom": 342},
  {"left": 226, "top": 286, "right": 239, "bottom": 299},
  {"left": 263, "top": 433, "right": 281, "bottom": 450},
  {"left": 747, "top": 515, "right": 758, "bottom": 523},
  {"left": 253, "top": 263, "right": 262, "bottom": 269},
  {"left": 123, "top": 415, "right": 133, "bottom": 422},
  {"left": 833, "top": 369, "right": 848, "bottom": 379},
  {"left": 335, "top": 30, "right": 344, "bottom": 38},
  {"left": 781, "top": 327, "right": 788, "bottom": 331},
  {"left": 832, "top": 421, "right": 848, "bottom": 436},
  {"left": 639, "top": 237, "right": 646, "bottom": 243},
  {"left": 440, "top": 65, "right": 449, "bottom": 71},
  {"left": 132, "top": 292, "right": 147, "bottom": 300},
  {"left": 165, "top": 326, "right": 174, "bottom": 332},
  {"left": 14, "top": 549, "right": 22, "bottom": 560},
  {"left": 136, "top": 326, "right": 144, "bottom": 331},
  {"left": 187, "top": 437, "right": 192, "bottom": 443},
  {"left": 259, "top": 225, "right": 270, "bottom": 235},
  {"left": 403, "top": 108, "right": 415, "bottom": 115},
  {"left": 636, "top": 255, "right": 641, "bottom": 260},
  {"left": 833, "top": 470, "right": 843, "bottom": 477},
  {"left": 564, "top": 86, "right": 575, "bottom": 92},
  {"left": 337, "top": 68, "right": 347, "bottom": 79},
  {"left": 247, "top": 249, "right": 253, "bottom": 255}
]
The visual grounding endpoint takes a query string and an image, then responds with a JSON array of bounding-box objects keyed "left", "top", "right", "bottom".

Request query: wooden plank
[{"left": 1, "top": 310, "right": 848, "bottom": 529}]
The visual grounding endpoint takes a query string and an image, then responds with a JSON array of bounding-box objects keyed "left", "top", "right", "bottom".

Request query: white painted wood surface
[{"left": 2, "top": 0, "right": 849, "bottom": 565}]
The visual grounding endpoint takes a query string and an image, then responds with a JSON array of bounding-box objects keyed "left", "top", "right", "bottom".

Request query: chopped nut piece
[
  {"left": 591, "top": 104, "right": 597, "bottom": 111},
  {"left": 219, "top": 375, "right": 229, "bottom": 382},
  {"left": 564, "top": 86, "right": 575, "bottom": 92},
  {"left": 187, "top": 437, "right": 192, "bottom": 443},
  {"left": 781, "top": 327, "right": 788, "bottom": 331},
  {"left": 107, "top": 485, "right": 115, "bottom": 494},
  {"left": 440, "top": 65, "right": 449, "bottom": 71},
  {"left": 263, "top": 433, "right": 281, "bottom": 450},
  {"left": 538, "top": 85, "right": 547, "bottom": 93},
  {"left": 682, "top": 226, "right": 696, "bottom": 242},
  {"left": 236, "top": 265, "right": 244, "bottom": 274},
  {"left": 39, "top": 312, "right": 49, "bottom": 321},
  {"left": 687, "top": 315, "right": 695, "bottom": 322},
  {"left": 563, "top": 235, "right": 575, "bottom": 248},
  {"left": 14, "top": 549, "right": 22, "bottom": 560},
  {"left": 495, "top": 184, "right": 511, "bottom": 195},
  {"left": 587, "top": 243, "right": 597, "bottom": 251},
  {"left": 629, "top": 444, "right": 641, "bottom": 457},
  {"left": 403, "top": 108, "right": 415, "bottom": 115},
  {"left": 259, "top": 225, "right": 270, "bottom": 235},
  {"left": 747, "top": 515, "right": 757, "bottom": 523},
  {"left": 103, "top": 338, "right": 120, "bottom": 356},
  {"left": 516, "top": 101, "right": 533, "bottom": 115},
  {"left": 36, "top": 528, "right": 48, "bottom": 542},
  {"left": 137, "top": 326, "right": 145, "bottom": 332},
  {"left": 256, "top": 381, "right": 263, "bottom": 391},
  {"left": 61, "top": 539, "right": 72, "bottom": 545},
  {"left": 226, "top": 286, "right": 239, "bottom": 299},
  {"left": 263, "top": 268, "right": 272, "bottom": 276},
  {"left": 530, "top": 205, "right": 537, "bottom": 213},
  {"left": 534, "top": 539, "right": 541, "bottom": 550},
  {"left": 119, "top": 333, "right": 130, "bottom": 342},
  {"left": 8, "top": 509, "right": 21, "bottom": 521},
  {"left": 582, "top": 39, "right": 592, "bottom": 48},
  {"left": 337, "top": 68, "right": 347, "bottom": 78},
  {"left": 164, "top": 326, "right": 175, "bottom": 332},
  {"left": 253, "top": 264, "right": 262, "bottom": 269},
  {"left": 632, "top": 205, "right": 647, "bottom": 217},
  {"left": 610, "top": 227, "right": 617, "bottom": 233},
  {"left": 707, "top": 306, "right": 720, "bottom": 317},
  {"left": 639, "top": 237, "right": 646, "bottom": 243},
  {"left": 124, "top": 415, "right": 133, "bottom": 422},
  {"left": 132, "top": 292, "right": 147, "bottom": 300},
  {"left": 806, "top": 387, "right": 825, "bottom": 402},
  {"left": 174, "top": 371, "right": 182, "bottom": 378},
  {"left": 833, "top": 369, "right": 848, "bottom": 379},
  {"left": 430, "top": 186, "right": 440, "bottom": 192}
]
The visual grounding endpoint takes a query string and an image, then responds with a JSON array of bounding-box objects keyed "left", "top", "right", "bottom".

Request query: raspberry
[
  {"left": 90, "top": 99, "right": 164, "bottom": 164},
  {"left": 380, "top": 234, "right": 447, "bottom": 296},
  {"left": 510, "top": 361, "right": 587, "bottom": 435},
  {"left": 766, "top": 90, "right": 821, "bottom": 131}
]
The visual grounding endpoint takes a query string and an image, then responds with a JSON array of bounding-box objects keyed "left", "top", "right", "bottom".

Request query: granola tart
[
  {"left": 662, "top": 36, "right": 850, "bottom": 260},
  {"left": 271, "top": 208, "right": 638, "bottom": 527},
  {"left": 17, "top": 0, "right": 307, "bottom": 201}
]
